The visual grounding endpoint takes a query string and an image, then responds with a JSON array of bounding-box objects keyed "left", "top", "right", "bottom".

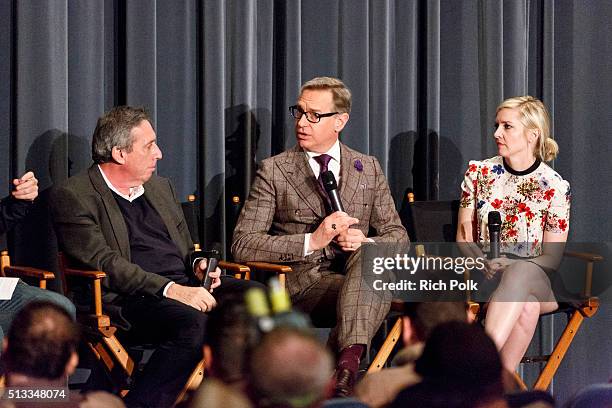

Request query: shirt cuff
[
  {"left": 304, "top": 233, "right": 314, "bottom": 256},
  {"left": 162, "top": 281, "right": 175, "bottom": 297}
]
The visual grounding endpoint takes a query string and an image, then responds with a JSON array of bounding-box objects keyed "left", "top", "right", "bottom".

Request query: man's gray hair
[{"left": 91, "top": 106, "right": 151, "bottom": 164}]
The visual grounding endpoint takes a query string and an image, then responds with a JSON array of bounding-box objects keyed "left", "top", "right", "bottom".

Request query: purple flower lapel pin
[{"left": 354, "top": 159, "right": 363, "bottom": 172}]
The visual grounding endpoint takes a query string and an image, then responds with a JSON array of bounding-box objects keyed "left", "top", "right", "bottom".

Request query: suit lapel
[
  {"left": 277, "top": 147, "right": 326, "bottom": 218},
  {"left": 88, "top": 166, "right": 131, "bottom": 259},
  {"left": 339, "top": 143, "right": 362, "bottom": 208}
]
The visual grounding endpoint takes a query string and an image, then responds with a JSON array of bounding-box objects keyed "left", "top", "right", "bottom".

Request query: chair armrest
[
  {"left": 218, "top": 260, "right": 251, "bottom": 280},
  {"left": 564, "top": 251, "right": 604, "bottom": 263},
  {"left": 4, "top": 265, "right": 55, "bottom": 280},
  {"left": 564, "top": 251, "right": 604, "bottom": 298},
  {"left": 63, "top": 267, "right": 107, "bottom": 280},
  {"left": 218, "top": 260, "right": 250, "bottom": 274},
  {"left": 245, "top": 262, "right": 293, "bottom": 274},
  {"left": 246, "top": 262, "right": 293, "bottom": 289},
  {"left": 63, "top": 267, "right": 106, "bottom": 317}
]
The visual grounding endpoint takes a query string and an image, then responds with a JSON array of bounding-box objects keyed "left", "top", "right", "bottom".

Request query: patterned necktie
[{"left": 313, "top": 154, "right": 333, "bottom": 209}]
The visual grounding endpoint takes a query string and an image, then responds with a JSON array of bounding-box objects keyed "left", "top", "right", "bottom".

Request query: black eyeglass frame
[{"left": 289, "top": 105, "right": 339, "bottom": 123}]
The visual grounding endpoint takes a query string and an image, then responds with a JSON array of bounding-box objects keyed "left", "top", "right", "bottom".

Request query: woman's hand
[{"left": 485, "top": 256, "right": 514, "bottom": 279}]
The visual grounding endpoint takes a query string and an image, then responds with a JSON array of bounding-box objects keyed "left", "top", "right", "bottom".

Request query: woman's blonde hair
[{"left": 496, "top": 96, "right": 558, "bottom": 162}]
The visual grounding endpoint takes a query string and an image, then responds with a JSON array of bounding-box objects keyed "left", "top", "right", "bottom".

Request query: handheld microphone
[
  {"left": 200, "top": 249, "right": 220, "bottom": 290},
  {"left": 321, "top": 170, "right": 344, "bottom": 212},
  {"left": 488, "top": 211, "right": 502, "bottom": 260}
]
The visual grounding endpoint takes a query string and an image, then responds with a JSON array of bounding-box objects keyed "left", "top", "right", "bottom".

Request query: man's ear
[
  {"left": 401, "top": 316, "right": 415, "bottom": 345},
  {"left": 2, "top": 338, "right": 8, "bottom": 354},
  {"left": 111, "top": 146, "right": 125, "bottom": 164},
  {"left": 65, "top": 351, "right": 79, "bottom": 377},
  {"left": 334, "top": 112, "right": 349, "bottom": 133}
]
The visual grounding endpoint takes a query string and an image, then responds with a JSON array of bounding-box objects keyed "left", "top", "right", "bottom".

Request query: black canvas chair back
[
  {"left": 182, "top": 194, "right": 243, "bottom": 261},
  {"left": 401, "top": 194, "right": 459, "bottom": 243},
  {"left": 368, "top": 194, "right": 461, "bottom": 373},
  {"left": 181, "top": 194, "right": 201, "bottom": 245}
]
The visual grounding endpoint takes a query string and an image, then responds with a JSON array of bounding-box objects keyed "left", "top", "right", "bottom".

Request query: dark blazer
[
  {"left": 50, "top": 165, "right": 193, "bottom": 308},
  {"left": 0, "top": 195, "right": 33, "bottom": 235},
  {"left": 232, "top": 143, "right": 407, "bottom": 297}
]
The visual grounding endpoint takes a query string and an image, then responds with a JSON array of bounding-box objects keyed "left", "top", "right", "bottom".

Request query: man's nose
[{"left": 297, "top": 113, "right": 310, "bottom": 127}]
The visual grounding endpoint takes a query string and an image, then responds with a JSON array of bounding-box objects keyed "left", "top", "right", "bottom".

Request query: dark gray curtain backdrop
[{"left": 1, "top": 0, "right": 610, "bottom": 400}]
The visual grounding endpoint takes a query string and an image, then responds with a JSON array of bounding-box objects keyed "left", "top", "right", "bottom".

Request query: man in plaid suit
[{"left": 232, "top": 77, "right": 408, "bottom": 396}]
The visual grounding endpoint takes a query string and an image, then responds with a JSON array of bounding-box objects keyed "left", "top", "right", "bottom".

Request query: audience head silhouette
[
  {"left": 3, "top": 301, "right": 80, "bottom": 383},
  {"left": 249, "top": 327, "right": 334, "bottom": 408}
]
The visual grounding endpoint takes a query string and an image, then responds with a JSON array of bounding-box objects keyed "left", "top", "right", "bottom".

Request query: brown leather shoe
[{"left": 333, "top": 368, "right": 355, "bottom": 398}]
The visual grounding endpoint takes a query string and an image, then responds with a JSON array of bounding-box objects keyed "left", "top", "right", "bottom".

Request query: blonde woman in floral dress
[{"left": 457, "top": 96, "right": 570, "bottom": 371}]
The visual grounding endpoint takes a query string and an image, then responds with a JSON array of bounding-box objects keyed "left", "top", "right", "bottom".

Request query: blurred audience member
[
  {"left": 505, "top": 390, "right": 554, "bottom": 408},
  {"left": 203, "top": 295, "right": 259, "bottom": 387},
  {"left": 355, "top": 302, "right": 467, "bottom": 407},
  {"left": 187, "top": 296, "right": 258, "bottom": 408},
  {"left": 565, "top": 383, "right": 612, "bottom": 408},
  {"left": 0, "top": 301, "right": 123, "bottom": 407},
  {"left": 391, "top": 321, "right": 507, "bottom": 408},
  {"left": 187, "top": 382, "right": 252, "bottom": 408},
  {"left": 248, "top": 328, "right": 334, "bottom": 408}
]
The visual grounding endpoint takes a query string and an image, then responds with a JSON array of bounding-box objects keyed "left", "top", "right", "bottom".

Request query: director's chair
[{"left": 366, "top": 192, "right": 602, "bottom": 391}]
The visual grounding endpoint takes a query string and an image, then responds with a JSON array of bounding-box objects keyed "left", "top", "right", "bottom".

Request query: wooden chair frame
[
  {"left": 0, "top": 249, "right": 57, "bottom": 390},
  {"left": 518, "top": 250, "right": 601, "bottom": 390},
  {"left": 1, "top": 250, "right": 55, "bottom": 288},
  {"left": 367, "top": 194, "right": 604, "bottom": 390},
  {"left": 58, "top": 252, "right": 249, "bottom": 404}
]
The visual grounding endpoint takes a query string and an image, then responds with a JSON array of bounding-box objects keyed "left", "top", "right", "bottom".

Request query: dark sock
[{"left": 337, "top": 344, "right": 365, "bottom": 374}]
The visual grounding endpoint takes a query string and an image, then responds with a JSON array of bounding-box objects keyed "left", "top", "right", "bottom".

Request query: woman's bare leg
[
  {"left": 498, "top": 300, "right": 540, "bottom": 371},
  {"left": 485, "top": 261, "right": 557, "bottom": 369}
]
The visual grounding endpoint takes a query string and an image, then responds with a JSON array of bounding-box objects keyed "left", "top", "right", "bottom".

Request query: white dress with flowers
[{"left": 459, "top": 156, "right": 570, "bottom": 257}]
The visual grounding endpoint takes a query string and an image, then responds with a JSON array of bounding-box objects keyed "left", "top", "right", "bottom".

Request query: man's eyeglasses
[{"left": 289, "top": 105, "right": 338, "bottom": 123}]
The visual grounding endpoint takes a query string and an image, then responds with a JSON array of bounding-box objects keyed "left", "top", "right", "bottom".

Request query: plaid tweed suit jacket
[{"left": 232, "top": 143, "right": 407, "bottom": 297}]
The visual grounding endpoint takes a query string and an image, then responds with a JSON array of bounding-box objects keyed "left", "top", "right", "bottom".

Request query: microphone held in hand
[
  {"left": 488, "top": 211, "right": 502, "bottom": 260},
  {"left": 200, "top": 249, "right": 220, "bottom": 290},
  {"left": 321, "top": 170, "right": 344, "bottom": 212}
]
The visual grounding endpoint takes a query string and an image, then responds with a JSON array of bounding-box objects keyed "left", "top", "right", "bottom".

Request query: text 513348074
[{"left": 1, "top": 387, "right": 69, "bottom": 402}]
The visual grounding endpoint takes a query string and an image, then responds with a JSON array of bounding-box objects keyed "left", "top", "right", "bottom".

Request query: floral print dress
[{"left": 459, "top": 156, "right": 571, "bottom": 257}]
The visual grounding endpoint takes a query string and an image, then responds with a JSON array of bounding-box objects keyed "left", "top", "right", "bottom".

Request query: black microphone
[
  {"left": 200, "top": 248, "right": 220, "bottom": 290},
  {"left": 488, "top": 211, "right": 502, "bottom": 260},
  {"left": 321, "top": 170, "right": 344, "bottom": 212}
]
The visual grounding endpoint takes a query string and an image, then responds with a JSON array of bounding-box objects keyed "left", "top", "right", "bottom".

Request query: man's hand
[
  {"left": 195, "top": 259, "right": 222, "bottom": 291},
  {"left": 309, "top": 211, "right": 359, "bottom": 252},
  {"left": 335, "top": 228, "right": 369, "bottom": 252},
  {"left": 12, "top": 171, "right": 38, "bottom": 201},
  {"left": 166, "top": 283, "right": 217, "bottom": 312}
]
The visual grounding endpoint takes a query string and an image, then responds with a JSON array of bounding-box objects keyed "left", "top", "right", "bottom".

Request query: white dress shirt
[{"left": 303, "top": 140, "right": 341, "bottom": 256}]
